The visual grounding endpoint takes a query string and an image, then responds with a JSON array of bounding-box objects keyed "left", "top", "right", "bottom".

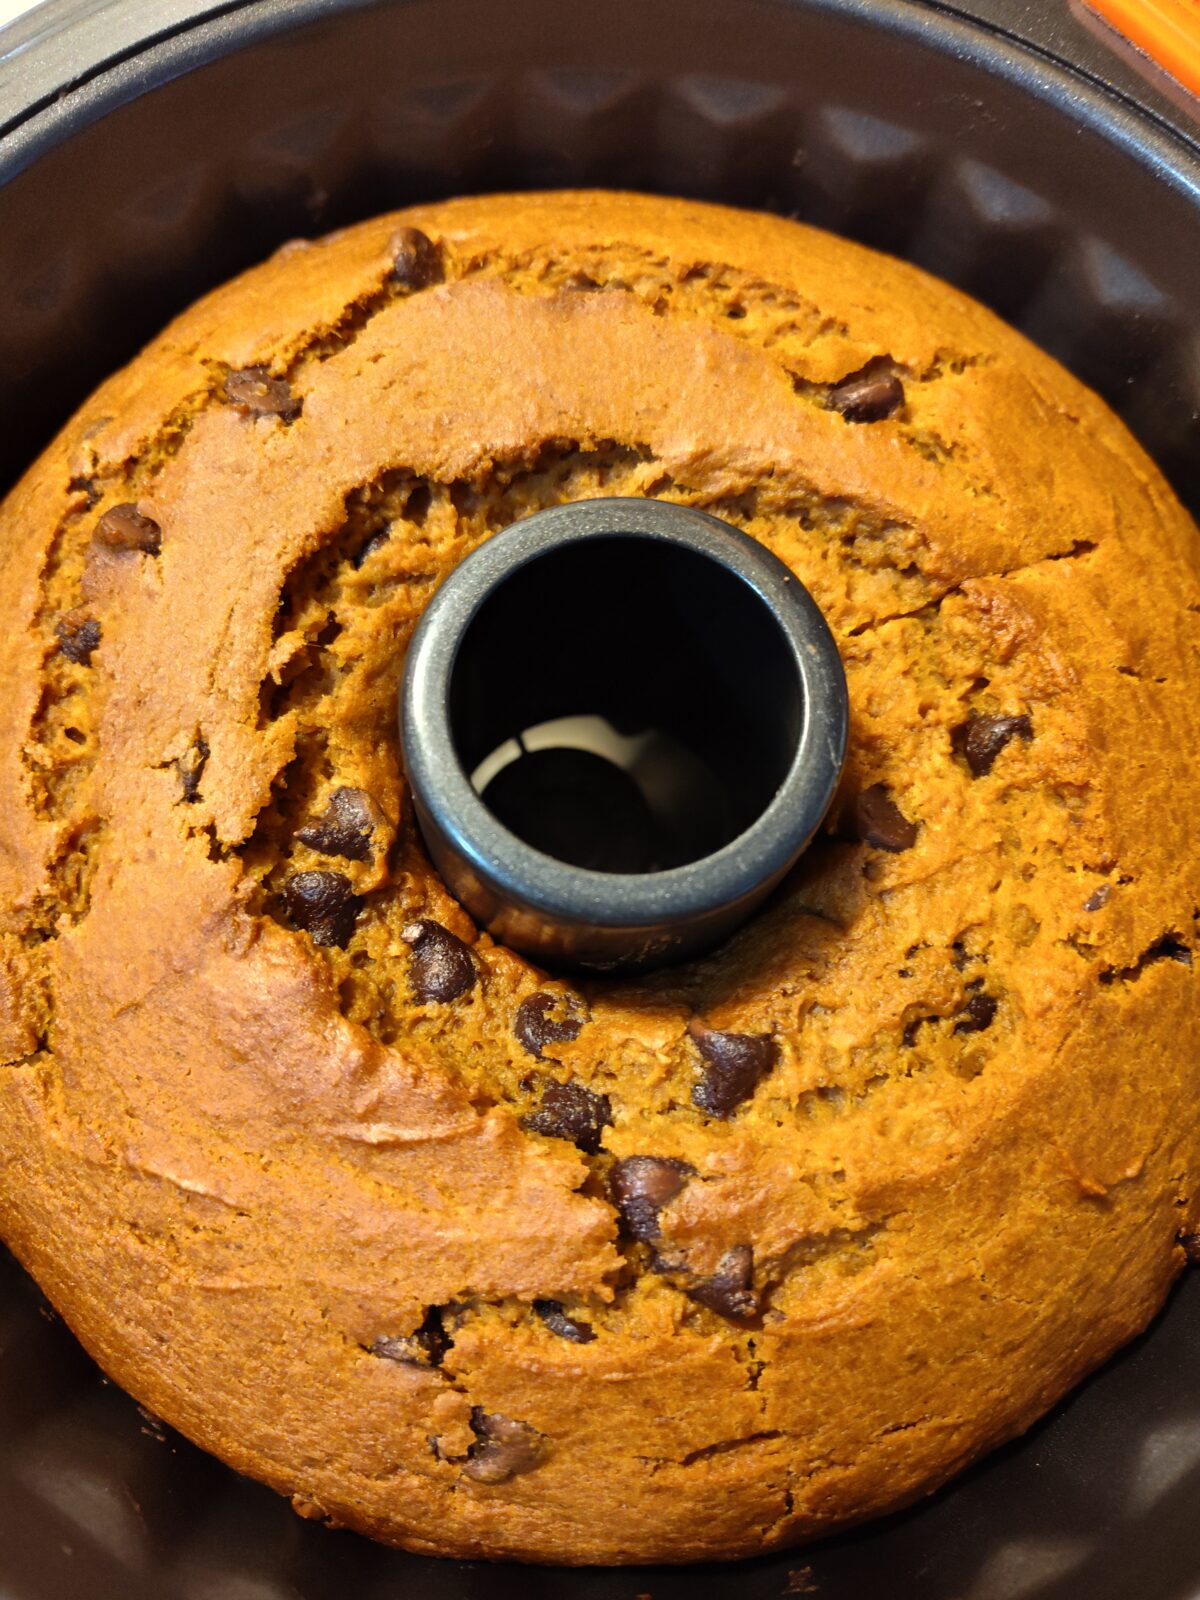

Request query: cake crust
[{"left": 0, "top": 191, "right": 1197, "bottom": 1564}]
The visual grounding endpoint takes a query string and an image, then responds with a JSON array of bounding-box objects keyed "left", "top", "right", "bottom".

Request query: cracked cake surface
[{"left": 0, "top": 190, "right": 1198, "bottom": 1565}]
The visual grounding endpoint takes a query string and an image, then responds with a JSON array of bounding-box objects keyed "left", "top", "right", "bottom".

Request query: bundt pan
[{"left": 1, "top": 0, "right": 1199, "bottom": 1596}]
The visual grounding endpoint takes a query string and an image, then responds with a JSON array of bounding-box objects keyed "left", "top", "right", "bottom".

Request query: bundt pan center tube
[
  {"left": 0, "top": 2, "right": 1198, "bottom": 1598},
  {"left": 401, "top": 497, "right": 849, "bottom": 972}
]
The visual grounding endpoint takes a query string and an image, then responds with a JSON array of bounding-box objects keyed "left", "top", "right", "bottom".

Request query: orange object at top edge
[{"left": 1084, "top": 0, "right": 1200, "bottom": 99}]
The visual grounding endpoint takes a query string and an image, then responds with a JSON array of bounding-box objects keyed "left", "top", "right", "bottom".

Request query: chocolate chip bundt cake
[{"left": 0, "top": 192, "right": 1197, "bottom": 1564}]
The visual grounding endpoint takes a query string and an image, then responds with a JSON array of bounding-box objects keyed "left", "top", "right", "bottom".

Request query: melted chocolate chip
[
  {"left": 523, "top": 1079, "right": 612, "bottom": 1154},
  {"left": 1100, "top": 937, "right": 1193, "bottom": 986},
  {"left": 93, "top": 503, "right": 162, "bottom": 555},
  {"left": 902, "top": 1014, "right": 928, "bottom": 1047},
  {"left": 851, "top": 784, "right": 918, "bottom": 852},
  {"left": 224, "top": 367, "right": 301, "bottom": 421},
  {"left": 1179, "top": 1233, "right": 1200, "bottom": 1266},
  {"left": 828, "top": 368, "right": 905, "bottom": 422},
  {"left": 389, "top": 226, "right": 443, "bottom": 290},
  {"left": 687, "top": 1244, "right": 759, "bottom": 1321},
  {"left": 297, "top": 787, "right": 379, "bottom": 862},
  {"left": 533, "top": 1299, "right": 596, "bottom": 1344},
  {"left": 401, "top": 919, "right": 476, "bottom": 1003},
  {"left": 515, "top": 991, "right": 588, "bottom": 1060},
  {"left": 352, "top": 530, "right": 389, "bottom": 569},
  {"left": 282, "top": 871, "right": 360, "bottom": 947},
  {"left": 954, "top": 713, "right": 1033, "bottom": 777},
  {"left": 691, "top": 1026, "right": 779, "bottom": 1118},
  {"left": 1083, "top": 885, "right": 1112, "bottom": 913},
  {"left": 464, "top": 1410, "right": 544, "bottom": 1484},
  {"left": 954, "top": 992, "right": 997, "bottom": 1034},
  {"left": 55, "top": 610, "right": 101, "bottom": 666},
  {"left": 177, "top": 736, "right": 209, "bottom": 803},
  {"left": 68, "top": 474, "right": 100, "bottom": 509},
  {"left": 372, "top": 1306, "right": 450, "bottom": 1367},
  {"left": 610, "top": 1156, "right": 693, "bottom": 1243}
]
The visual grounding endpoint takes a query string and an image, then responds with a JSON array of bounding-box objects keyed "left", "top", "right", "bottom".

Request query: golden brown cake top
[{"left": 0, "top": 192, "right": 1197, "bottom": 1564}]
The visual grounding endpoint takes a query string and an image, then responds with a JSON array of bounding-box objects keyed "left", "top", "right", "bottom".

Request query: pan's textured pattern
[{"left": 0, "top": 192, "right": 1198, "bottom": 1565}]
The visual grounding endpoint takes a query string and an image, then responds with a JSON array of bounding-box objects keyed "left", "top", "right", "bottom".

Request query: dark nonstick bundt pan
[{"left": 1, "top": 2, "right": 1199, "bottom": 1597}]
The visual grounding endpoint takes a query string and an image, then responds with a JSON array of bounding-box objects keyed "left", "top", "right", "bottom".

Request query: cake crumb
[{"left": 784, "top": 1568, "right": 818, "bottom": 1594}]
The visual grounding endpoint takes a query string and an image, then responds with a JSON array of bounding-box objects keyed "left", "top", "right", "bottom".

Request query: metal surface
[
  {"left": 935, "top": 0, "right": 1200, "bottom": 141},
  {"left": 401, "top": 499, "right": 848, "bottom": 971},
  {"left": 0, "top": 0, "right": 1198, "bottom": 1595}
]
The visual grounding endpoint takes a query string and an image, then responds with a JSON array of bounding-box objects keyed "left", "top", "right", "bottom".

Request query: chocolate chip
[
  {"left": 533, "top": 1299, "right": 596, "bottom": 1344},
  {"left": 463, "top": 1410, "right": 545, "bottom": 1484},
  {"left": 297, "top": 787, "right": 380, "bottom": 862},
  {"left": 687, "top": 1244, "right": 759, "bottom": 1321},
  {"left": 1083, "top": 885, "right": 1112, "bottom": 912},
  {"left": 515, "top": 991, "right": 588, "bottom": 1059},
  {"left": 55, "top": 610, "right": 101, "bottom": 665},
  {"left": 1144, "top": 937, "right": 1190, "bottom": 969},
  {"left": 372, "top": 1307, "right": 450, "bottom": 1367},
  {"left": 282, "top": 870, "right": 360, "bottom": 947},
  {"left": 68, "top": 474, "right": 100, "bottom": 509},
  {"left": 610, "top": 1156, "right": 693, "bottom": 1243},
  {"left": 851, "top": 784, "right": 918, "bottom": 852},
  {"left": 177, "top": 735, "right": 209, "bottom": 803},
  {"left": 1179, "top": 1233, "right": 1200, "bottom": 1266},
  {"left": 389, "top": 226, "right": 443, "bottom": 290},
  {"left": 401, "top": 919, "right": 476, "bottom": 1002},
  {"left": 954, "top": 713, "right": 1033, "bottom": 777},
  {"left": 523, "top": 1079, "right": 611, "bottom": 1154},
  {"left": 954, "top": 992, "right": 997, "bottom": 1034},
  {"left": 224, "top": 366, "right": 301, "bottom": 421},
  {"left": 352, "top": 530, "right": 389, "bottom": 570},
  {"left": 1102, "top": 935, "right": 1193, "bottom": 987},
  {"left": 690, "top": 1025, "right": 779, "bottom": 1118},
  {"left": 902, "top": 1014, "right": 928, "bottom": 1047},
  {"left": 828, "top": 368, "right": 905, "bottom": 422},
  {"left": 93, "top": 503, "right": 162, "bottom": 555}
]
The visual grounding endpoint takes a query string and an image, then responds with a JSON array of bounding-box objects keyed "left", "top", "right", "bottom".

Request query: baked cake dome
[{"left": 0, "top": 191, "right": 1197, "bottom": 1564}]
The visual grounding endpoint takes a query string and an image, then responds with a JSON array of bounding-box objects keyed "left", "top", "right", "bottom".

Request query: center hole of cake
[{"left": 450, "top": 532, "right": 803, "bottom": 874}]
